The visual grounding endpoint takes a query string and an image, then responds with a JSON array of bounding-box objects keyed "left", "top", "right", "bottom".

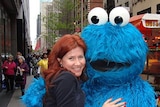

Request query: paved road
[{"left": 0, "top": 75, "right": 33, "bottom": 107}]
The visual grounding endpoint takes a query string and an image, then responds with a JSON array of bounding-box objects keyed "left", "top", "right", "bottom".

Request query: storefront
[
  {"left": 130, "top": 13, "right": 160, "bottom": 91},
  {"left": 0, "top": 0, "right": 30, "bottom": 92},
  {"left": 0, "top": 2, "right": 12, "bottom": 91}
]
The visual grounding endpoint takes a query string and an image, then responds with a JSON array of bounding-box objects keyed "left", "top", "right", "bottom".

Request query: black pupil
[
  {"left": 114, "top": 16, "right": 123, "bottom": 25},
  {"left": 91, "top": 16, "right": 99, "bottom": 24}
]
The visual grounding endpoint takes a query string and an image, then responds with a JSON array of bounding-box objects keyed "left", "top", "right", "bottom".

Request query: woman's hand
[
  {"left": 5, "top": 66, "right": 8, "bottom": 69},
  {"left": 17, "top": 66, "right": 20, "bottom": 70},
  {"left": 21, "top": 69, "right": 25, "bottom": 72},
  {"left": 102, "top": 98, "right": 126, "bottom": 107}
]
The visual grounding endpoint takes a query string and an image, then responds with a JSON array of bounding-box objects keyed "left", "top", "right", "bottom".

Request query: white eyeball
[
  {"left": 88, "top": 7, "right": 108, "bottom": 25},
  {"left": 109, "top": 7, "right": 130, "bottom": 26}
]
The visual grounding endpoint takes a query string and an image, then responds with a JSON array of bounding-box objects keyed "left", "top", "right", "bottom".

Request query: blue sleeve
[{"left": 21, "top": 76, "right": 46, "bottom": 107}]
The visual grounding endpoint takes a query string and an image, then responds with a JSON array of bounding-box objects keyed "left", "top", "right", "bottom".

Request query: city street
[{"left": 0, "top": 75, "right": 33, "bottom": 107}]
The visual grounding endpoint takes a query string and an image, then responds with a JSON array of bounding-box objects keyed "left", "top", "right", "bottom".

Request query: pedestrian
[
  {"left": 46, "top": 49, "right": 51, "bottom": 56},
  {"left": 37, "top": 52, "right": 48, "bottom": 75},
  {"left": 14, "top": 51, "right": 23, "bottom": 89},
  {"left": 14, "top": 51, "right": 22, "bottom": 65},
  {"left": 26, "top": 54, "right": 33, "bottom": 75},
  {"left": 31, "top": 53, "right": 41, "bottom": 76},
  {"left": 2, "top": 54, "right": 16, "bottom": 93},
  {"left": 22, "top": 34, "right": 126, "bottom": 107},
  {"left": 16, "top": 56, "right": 29, "bottom": 96}
]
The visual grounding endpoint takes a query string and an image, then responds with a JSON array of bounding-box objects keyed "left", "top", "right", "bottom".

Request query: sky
[{"left": 29, "top": 0, "right": 52, "bottom": 49}]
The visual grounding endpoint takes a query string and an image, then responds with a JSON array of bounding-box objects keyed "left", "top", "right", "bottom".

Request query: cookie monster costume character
[{"left": 81, "top": 7, "right": 156, "bottom": 107}]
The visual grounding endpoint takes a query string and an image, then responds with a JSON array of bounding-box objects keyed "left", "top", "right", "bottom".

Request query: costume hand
[{"left": 102, "top": 98, "right": 126, "bottom": 107}]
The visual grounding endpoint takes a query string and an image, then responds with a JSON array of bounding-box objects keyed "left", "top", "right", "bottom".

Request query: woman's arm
[
  {"left": 2, "top": 61, "right": 8, "bottom": 69},
  {"left": 53, "top": 72, "right": 78, "bottom": 107},
  {"left": 19, "top": 63, "right": 29, "bottom": 72}
]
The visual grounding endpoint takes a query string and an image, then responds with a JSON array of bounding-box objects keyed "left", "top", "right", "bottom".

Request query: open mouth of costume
[{"left": 90, "top": 59, "right": 130, "bottom": 72}]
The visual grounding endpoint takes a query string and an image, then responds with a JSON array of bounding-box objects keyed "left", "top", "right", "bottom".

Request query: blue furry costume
[
  {"left": 22, "top": 7, "right": 156, "bottom": 107},
  {"left": 81, "top": 7, "right": 156, "bottom": 107}
]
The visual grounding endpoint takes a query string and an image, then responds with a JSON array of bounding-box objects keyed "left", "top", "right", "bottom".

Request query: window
[
  {"left": 157, "top": 4, "right": 160, "bottom": 14},
  {"left": 125, "top": 2, "right": 129, "bottom": 7}
]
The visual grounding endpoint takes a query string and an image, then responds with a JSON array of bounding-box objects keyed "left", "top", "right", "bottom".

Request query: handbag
[
  {"left": 15, "top": 69, "right": 24, "bottom": 83},
  {"left": 15, "top": 74, "right": 24, "bottom": 83}
]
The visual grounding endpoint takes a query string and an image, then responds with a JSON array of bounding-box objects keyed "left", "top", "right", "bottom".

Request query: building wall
[
  {"left": 39, "top": 2, "right": 52, "bottom": 51},
  {"left": 80, "top": 0, "right": 104, "bottom": 29},
  {"left": 0, "top": 0, "right": 30, "bottom": 91},
  {"left": 114, "top": 0, "right": 132, "bottom": 15},
  {"left": 40, "top": 2, "right": 51, "bottom": 38},
  {"left": 132, "top": 0, "right": 160, "bottom": 15},
  {"left": 88, "top": 0, "right": 103, "bottom": 10}
]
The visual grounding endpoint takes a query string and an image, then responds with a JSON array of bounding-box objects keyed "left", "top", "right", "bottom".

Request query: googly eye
[
  {"left": 109, "top": 7, "right": 130, "bottom": 26},
  {"left": 88, "top": 7, "right": 108, "bottom": 25}
]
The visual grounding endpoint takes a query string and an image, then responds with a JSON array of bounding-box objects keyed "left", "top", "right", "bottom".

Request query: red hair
[{"left": 43, "top": 34, "right": 87, "bottom": 91}]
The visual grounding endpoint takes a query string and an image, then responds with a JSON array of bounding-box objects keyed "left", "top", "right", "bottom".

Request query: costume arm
[{"left": 21, "top": 76, "right": 46, "bottom": 107}]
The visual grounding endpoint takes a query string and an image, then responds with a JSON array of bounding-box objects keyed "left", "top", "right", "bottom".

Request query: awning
[
  {"left": 130, "top": 13, "right": 160, "bottom": 28},
  {"left": 142, "top": 13, "right": 160, "bottom": 28},
  {"left": 130, "top": 14, "right": 152, "bottom": 36},
  {"left": 130, "top": 14, "right": 144, "bottom": 26}
]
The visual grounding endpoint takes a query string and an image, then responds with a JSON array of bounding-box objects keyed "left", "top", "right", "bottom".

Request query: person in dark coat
[{"left": 16, "top": 56, "right": 29, "bottom": 96}]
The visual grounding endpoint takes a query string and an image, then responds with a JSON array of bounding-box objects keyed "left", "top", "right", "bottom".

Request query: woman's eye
[
  {"left": 69, "top": 57, "right": 74, "bottom": 60},
  {"left": 109, "top": 7, "right": 130, "bottom": 26},
  {"left": 88, "top": 7, "right": 108, "bottom": 25},
  {"left": 79, "top": 56, "right": 84, "bottom": 59}
]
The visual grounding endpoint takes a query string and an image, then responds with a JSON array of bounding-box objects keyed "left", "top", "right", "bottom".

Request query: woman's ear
[
  {"left": 57, "top": 58, "right": 61, "bottom": 64},
  {"left": 57, "top": 58, "right": 63, "bottom": 67}
]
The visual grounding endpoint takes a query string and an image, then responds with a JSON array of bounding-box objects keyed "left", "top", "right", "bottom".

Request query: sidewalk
[{"left": 7, "top": 75, "right": 34, "bottom": 107}]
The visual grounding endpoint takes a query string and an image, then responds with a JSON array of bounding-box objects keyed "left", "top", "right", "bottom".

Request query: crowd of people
[{"left": 1, "top": 51, "right": 49, "bottom": 97}]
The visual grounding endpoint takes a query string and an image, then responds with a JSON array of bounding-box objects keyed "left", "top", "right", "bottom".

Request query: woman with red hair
[{"left": 43, "top": 34, "right": 87, "bottom": 106}]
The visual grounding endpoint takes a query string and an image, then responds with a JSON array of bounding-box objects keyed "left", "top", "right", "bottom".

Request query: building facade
[
  {"left": 132, "top": 0, "right": 160, "bottom": 15},
  {"left": 35, "top": 2, "right": 53, "bottom": 51},
  {"left": 0, "top": 0, "right": 30, "bottom": 91},
  {"left": 114, "top": 0, "right": 160, "bottom": 16}
]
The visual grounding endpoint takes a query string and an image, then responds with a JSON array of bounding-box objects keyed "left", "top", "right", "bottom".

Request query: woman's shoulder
[
  {"left": 54, "top": 71, "right": 76, "bottom": 83},
  {"left": 59, "top": 71, "right": 75, "bottom": 78},
  {"left": 3, "top": 60, "right": 8, "bottom": 64},
  {"left": 23, "top": 62, "right": 28, "bottom": 66},
  {"left": 12, "top": 61, "right": 16, "bottom": 64}
]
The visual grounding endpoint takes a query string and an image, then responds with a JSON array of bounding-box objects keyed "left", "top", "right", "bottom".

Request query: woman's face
[
  {"left": 8, "top": 57, "right": 13, "bottom": 62},
  {"left": 58, "top": 47, "right": 86, "bottom": 77},
  {"left": 43, "top": 54, "right": 47, "bottom": 58},
  {"left": 18, "top": 58, "right": 23, "bottom": 64}
]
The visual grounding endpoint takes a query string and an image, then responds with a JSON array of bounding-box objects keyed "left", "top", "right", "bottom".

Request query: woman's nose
[{"left": 75, "top": 59, "right": 81, "bottom": 65}]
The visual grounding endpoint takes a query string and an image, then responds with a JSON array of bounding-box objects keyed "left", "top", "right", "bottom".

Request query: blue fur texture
[
  {"left": 21, "top": 76, "right": 46, "bottom": 107},
  {"left": 81, "top": 22, "right": 156, "bottom": 106}
]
